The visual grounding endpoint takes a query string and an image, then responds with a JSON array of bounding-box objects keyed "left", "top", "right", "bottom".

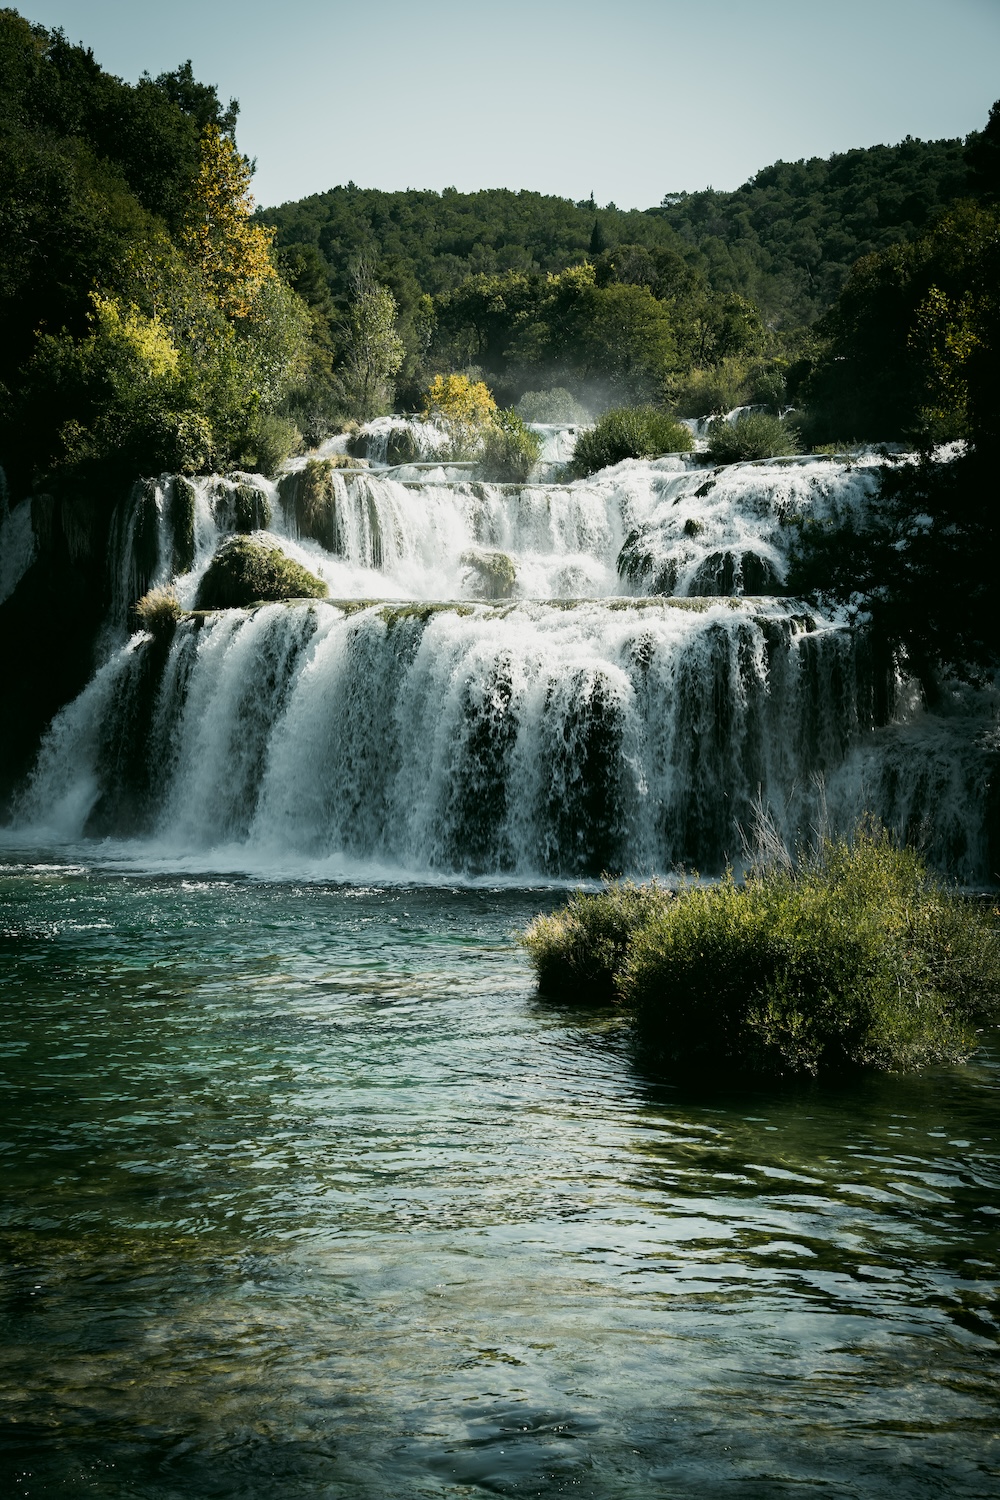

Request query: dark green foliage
[
  {"left": 212, "top": 481, "right": 272, "bottom": 535},
  {"left": 790, "top": 184, "right": 999, "bottom": 683},
  {"left": 475, "top": 411, "right": 542, "bottom": 482},
  {"left": 194, "top": 536, "right": 327, "bottom": 609},
  {"left": 707, "top": 410, "right": 798, "bottom": 463},
  {"left": 800, "top": 200, "right": 998, "bottom": 447},
  {"left": 788, "top": 449, "right": 996, "bottom": 689},
  {"left": 385, "top": 425, "right": 424, "bottom": 465},
  {"left": 569, "top": 407, "right": 693, "bottom": 477},
  {"left": 0, "top": 9, "right": 316, "bottom": 500},
  {"left": 522, "top": 830, "right": 1000, "bottom": 1076},
  {"left": 277, "top": 459, "right": 339, "bottom": 549},
  {"left": 655, "top": 137, "right": 973, "bottom": 326}
]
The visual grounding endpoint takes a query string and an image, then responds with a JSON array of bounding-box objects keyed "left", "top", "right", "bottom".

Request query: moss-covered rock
[
  {"left": 461, "top": 548, "right": 517, "bottom": 600},
  {"left": 169, "top": 476, "right": 196, "bottom": 573},
  {"left": 690, "top": 549, "right": 781, "bottom": 595},
  {"left": 386, "top": 426, "right": 423, "bottom": 465},
  {"left": 212, "top": 480, "right": 272, "bottom": 535},
  {"left": 194, "top": 536, "right": 327, "bottom": 609},
  {"left": 277, "top": 459, "right": 341, "bottom": 550}
]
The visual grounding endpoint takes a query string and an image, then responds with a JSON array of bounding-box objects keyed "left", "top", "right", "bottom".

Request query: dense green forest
[
  {"left": 262, "top": 134, "right": 972, "bottom": 334},
  {"left": 0, "top": 1, "right": 998, "bottom": 731}
]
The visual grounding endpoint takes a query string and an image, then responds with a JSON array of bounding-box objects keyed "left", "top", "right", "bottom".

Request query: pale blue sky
[{"left": 13, "top": 0, "right": 1000, "bottom": 210}]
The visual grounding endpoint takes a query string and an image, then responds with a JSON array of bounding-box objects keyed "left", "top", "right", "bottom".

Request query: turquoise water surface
[{"left": 1, "top": 850, "right": 998, "bottom": 1497}]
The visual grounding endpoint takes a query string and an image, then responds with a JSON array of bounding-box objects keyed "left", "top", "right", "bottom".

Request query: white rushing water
[{"left": 14, "top": 425, "right": 999, "bottom": 880}]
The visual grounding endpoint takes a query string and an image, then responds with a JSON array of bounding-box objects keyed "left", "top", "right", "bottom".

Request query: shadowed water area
[{"left": 1, "top": 856, "right": 998, "bottom": 1497}]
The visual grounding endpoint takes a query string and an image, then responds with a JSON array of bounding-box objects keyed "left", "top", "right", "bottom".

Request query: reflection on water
[{"left": 1, "top": 854, "right": 998, "bottom": 1497}]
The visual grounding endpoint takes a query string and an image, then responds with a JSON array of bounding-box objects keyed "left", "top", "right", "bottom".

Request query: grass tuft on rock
[
  {"left": 134, "top": 586, "right": 182, "bottom": 637},
  {"left": 195, "top": 536, "right": 327, "bottom": 610},
  {"left": 522, "top": 828, "right": 1000, "bottom": 1076}
]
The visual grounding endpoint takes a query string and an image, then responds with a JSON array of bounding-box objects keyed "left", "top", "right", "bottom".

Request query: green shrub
[
  {"left": 385, "top": 425, "right": 424, "bottom": 465},
  {"left": 276, "top": 459, "right": 339, "bottom": 548},
  {"left": 195, "top": 536, "right": 327, "bottom": 609},
  {"left": 522, "top": 881, "right": 675, "bottom": 1003},
  {"left": 134, "top": 586, "right": 182, "bottom": 637},
  {"left": 232, "top": 413, "right": 302, "bottom": 477},
  {"left": 522, "top": 829, "right": 1000, "bottom": 1076},
  {"left": 669, "top": 358, "right": 751, "bottom": 419},
  {"left": 516, "top": 388, "right": 591, "bottom": 424},
  {"left": 706, "top": 410, "right": 798, "bottom": 463},
  {"left": 569, "top": 407, "right": 693, "bottom": 478},
  {"left": 476, "top": 410, "right": 542, "bottom": 482}
]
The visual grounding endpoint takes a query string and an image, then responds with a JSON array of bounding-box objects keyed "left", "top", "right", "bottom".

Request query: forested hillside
[
  {"left": 654, "top": 137, "right": 972, "bottom": 324},
  {"left": 261, "top": 135, "right": 973, "bottom": 339}
]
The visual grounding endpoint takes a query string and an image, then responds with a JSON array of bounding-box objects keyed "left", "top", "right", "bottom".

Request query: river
[{"left": 2, "top": 850, "right": 998, "bottom": 1496}]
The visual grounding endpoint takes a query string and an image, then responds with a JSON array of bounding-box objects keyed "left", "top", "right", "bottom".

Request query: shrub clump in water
[
  {"left": 706, "top": 410, "right": 798, "bottom": 464},
  {"left": 522, "top": 829, "right": 1000, "bottom": 1076},
  {"left": 569, "top": 407, "right": 693, "bottom": 478},
  {"left": 516, "top": 388, "right": 591, "bottom": 424},
  {"left": 195, "top": 536, "right": 327, "bottom": 609}
]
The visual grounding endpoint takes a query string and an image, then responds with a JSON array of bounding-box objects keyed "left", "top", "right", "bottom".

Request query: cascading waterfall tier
[
  {"left": 16, "top": 432, "right": 998, "bottom": 880},
  {"left": 21, "top": 597, "right": 883, "bottom": 877}
]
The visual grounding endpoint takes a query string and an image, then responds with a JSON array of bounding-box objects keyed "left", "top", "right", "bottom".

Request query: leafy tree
[
  {"left": 339, "top": 269, "right": 404, "bottom": 419},
  {"left": 180, "top": 124, "right": 277, "bottom": 319}
]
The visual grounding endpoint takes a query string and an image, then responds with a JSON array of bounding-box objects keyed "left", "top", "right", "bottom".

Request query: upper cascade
[
  {"left": 106, "top": 426, "right": 882, "bottom": 624},
  {"left": 11, "top": 416, "right": 998, "bottom": 882}
]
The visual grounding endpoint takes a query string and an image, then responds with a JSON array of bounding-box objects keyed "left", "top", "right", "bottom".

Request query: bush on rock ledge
[
  {"left": 569, "top": 407, "right": 693, "bottom": 478},
  {"left": 195, "top": 536, "right": 328, "bottom": 609},
  {"left": 707, "top": 410, "right": 797, "bottom": 464}
]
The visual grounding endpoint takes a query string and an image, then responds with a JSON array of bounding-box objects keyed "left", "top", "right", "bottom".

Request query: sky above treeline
[{"left": 13, "top": 0, "right": 1000, "bottom": 211}]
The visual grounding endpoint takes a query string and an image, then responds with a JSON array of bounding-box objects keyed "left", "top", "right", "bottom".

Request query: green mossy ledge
[
  {"left": 521, "top": 829, "right": 1000, "bottom": 1078},
  {"left": 194, "top": 536, "right": 328, "bottom": 610}
]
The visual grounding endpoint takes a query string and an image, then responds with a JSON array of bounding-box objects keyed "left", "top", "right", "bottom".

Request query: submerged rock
[
  {"left": 461, "top": 549, "right": 517, "bottom": 600},
  {"left": 195, "top": 536, "right": 327, "bottom": 609}
]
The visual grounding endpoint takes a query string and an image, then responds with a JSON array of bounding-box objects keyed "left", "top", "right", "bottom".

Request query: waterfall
[
  {"left": 0, "top": 498, "right": 37, "bottom": 606},
  {"left": 13, "top": 427, "right": 998, "bottom": 881},
  {"left": 18, "top": 597, "right": 884, "bottom": 877}
]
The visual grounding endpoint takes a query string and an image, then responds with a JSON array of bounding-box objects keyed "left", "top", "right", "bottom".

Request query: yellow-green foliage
[
  {"left": 522, "top": 829, "right": 1000, "bottom": 1076},
  {"left": 180, "top": 124, "right": 278, "bottom": 321},
  {"left": 195, "top": 536, "right": 327, "bottom": 609},
  {"left": 424, "top": 373, "right": 497, "bottom": 457}
]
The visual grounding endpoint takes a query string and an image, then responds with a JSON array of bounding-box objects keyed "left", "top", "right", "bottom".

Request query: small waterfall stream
[{"left": 14, "top": 425, "right": 1000, "bottom": 880}]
